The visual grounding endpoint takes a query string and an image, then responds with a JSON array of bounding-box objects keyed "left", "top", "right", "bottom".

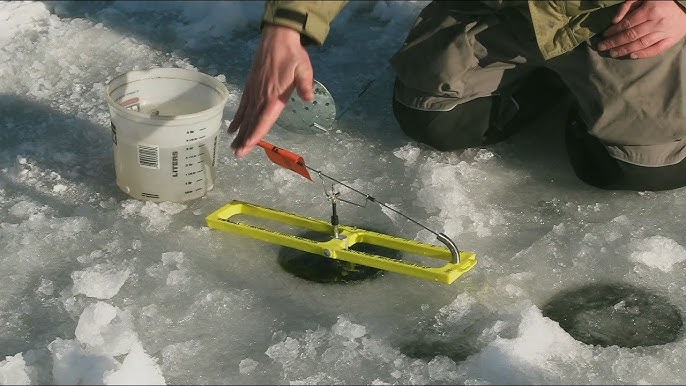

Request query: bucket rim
[{"left": 104, "top": 67, "right": 229, "bottom": 121}]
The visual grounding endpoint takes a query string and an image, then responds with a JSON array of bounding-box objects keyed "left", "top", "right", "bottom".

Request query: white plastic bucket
[{"left": 105, "top": 68, "right": 228, "bottom": 203}]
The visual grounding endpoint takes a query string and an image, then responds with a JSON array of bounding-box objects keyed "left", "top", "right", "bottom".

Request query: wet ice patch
[{"left": 629, "top": 235, "right": 686, "bottom": 272}]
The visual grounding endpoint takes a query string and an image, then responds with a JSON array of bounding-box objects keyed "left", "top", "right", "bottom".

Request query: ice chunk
[
  {"left": 331, "top": 316, "right": 366, "bottom": 340},
  {"left": 121, "top": 200, "right": 187, "bottom": 232},
  {"left": 36, "top": 277, "right": 54, "bottom": 296},
  {"left": 71, "top": 264, "right": 130, "bottom": 300},
  {"left": 427, "top": 356, "right": 459, "bottom": 381},
  {"left": 161, "top": 251, "right": 185, "bottom": 267},
  {"left": 103, "top": 341, "right": 165, "bottom": 385},
  {"left": 474, "top": 149, "right": 495, "bottom": 162},
  {"left": 157, "top": 201, "right": 187, "bottom": 215},
  {"left": 629, "top": 235, "right": 686, "bottom": 272},
  {"left": 239, "top": 358, "right": 258, "bottom": 374},
  {"left": 0, "top": 353, "right": 31, "bottom": 385},
  {"left": 141, "top": 202, "right": 184, "bottom": 232},
  {"left": 52, "top": 184, "right": 67, "bottom": 193},
  {"left": 416, "top": 158, "right": 492, "bottom": 237},
  {"left": 74, "top": 302, "right": 117, "bottom": 346},
  {"left": 74, "top": 302, "right": 138, "bottom": 356},
  {"left": 434, "top": 293, "right": 477, "bottom": 327},
  {"left": 166, "top": 270, "right": 190, "bottom": 286},
  {"left": 265, "top": 337, "right": 300, "bottom": 363},
  {"left": 392, "top": 144, "right": 420, "bottom": 166}
]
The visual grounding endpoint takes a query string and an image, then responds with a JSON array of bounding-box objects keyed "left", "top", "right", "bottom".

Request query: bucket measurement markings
[{"left": 177, "top": 142, "right": 209, "bottom": 197}]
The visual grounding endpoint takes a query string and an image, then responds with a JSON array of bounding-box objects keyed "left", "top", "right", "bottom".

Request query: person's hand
[
  {"left": 229, "top": 25, "right": 314, "bottom": 158},
  {"left": 597, "top": 0, "right": 686, "bottom": 59}
]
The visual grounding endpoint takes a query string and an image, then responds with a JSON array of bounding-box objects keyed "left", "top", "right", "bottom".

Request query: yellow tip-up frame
[{"left": 206, "top": 200, "right": 477, "bottom": 284}]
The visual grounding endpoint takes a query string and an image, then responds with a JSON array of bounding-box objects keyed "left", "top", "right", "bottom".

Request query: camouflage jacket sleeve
[{"left": 262, "top": 1, "right": 348, "bottom": 45}]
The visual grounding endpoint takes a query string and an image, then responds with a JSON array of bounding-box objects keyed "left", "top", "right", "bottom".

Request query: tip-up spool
[
  {"left": 276, "top": 79, "right": 337, "bottom": 134},
  {"left": 205, "top": 200, "right": 477, "bottom": 285}
]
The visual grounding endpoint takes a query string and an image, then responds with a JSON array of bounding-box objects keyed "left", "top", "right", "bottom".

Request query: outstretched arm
[
  {"left": 229, "top": 25, "right": 314, "bottom": 158},
  {"left": 597, "top": 0, "right": 686, "bottom": 59},
  {"left": 229, "top": 1, "right": 347, "bottom": 158}
]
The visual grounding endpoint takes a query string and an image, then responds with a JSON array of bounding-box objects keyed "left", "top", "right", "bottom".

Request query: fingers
[
  {"left": 604, "top": 7, "right": 648, "bottom": 38},
  {"left": 228, "top": 91, "right": 249, "bottom": 134},
  {"left": 599, "top": 1, "right": 651, "bottom": 58},
  {"left": 598, "top": 0, "right": 686, "bottom": 59},
  {"left": 294, "top": 63, "right": 314, "bottom": 102},
  {"left": 627, "top": 38, "right": 676, "bottom": 59},
  {"left": 233, "top": 99, "right": 285, "bottom": 158},
  {"left": 612, "top": 0, "right": 640, "bottom": 24},
  {"left": 599, "top": 20, "right": 652, "bottom": 51},
  {"left": 600, "top": 30, "right": 664, "bottom": 58},
  {"left": 228, "top": 24, "right": 313, "bottom": 157}
]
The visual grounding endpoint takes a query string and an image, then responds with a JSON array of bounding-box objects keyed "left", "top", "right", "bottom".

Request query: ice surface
[
  {"left": 0, "top": 1, "right": 50, "bottom": 43},
  {"left": 2, "top": 0, "right": 686, "bottom": 384}
]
